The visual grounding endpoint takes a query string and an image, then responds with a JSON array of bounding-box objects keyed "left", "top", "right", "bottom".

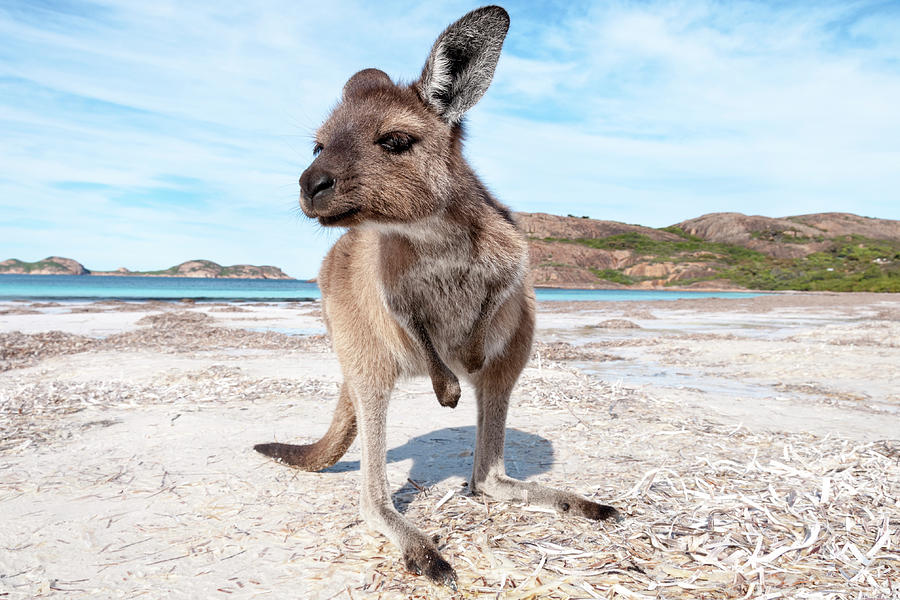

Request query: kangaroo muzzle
[{"left": 299, "top": 166, "right": 336, "bottom": 215}]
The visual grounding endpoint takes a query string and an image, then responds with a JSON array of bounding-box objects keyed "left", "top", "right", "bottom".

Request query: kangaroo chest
[{"left": 377, "top": 232, "right": 487, "bottom": 348}]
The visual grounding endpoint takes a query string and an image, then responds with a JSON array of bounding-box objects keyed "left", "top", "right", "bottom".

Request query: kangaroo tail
[{"left": 254, "top": 383, "right": 357, "bottom": 471}]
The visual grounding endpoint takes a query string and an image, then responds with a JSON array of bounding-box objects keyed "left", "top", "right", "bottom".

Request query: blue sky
[{"left": 1, "top": 1, "right": 899, "bottom": 279}]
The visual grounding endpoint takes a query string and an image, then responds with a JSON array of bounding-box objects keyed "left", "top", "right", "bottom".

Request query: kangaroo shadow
[{"left": 322, "top": 426, "right": 554, "bottom": 512}]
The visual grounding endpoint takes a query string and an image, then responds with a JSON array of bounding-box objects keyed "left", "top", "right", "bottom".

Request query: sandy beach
[{"left": 1, "top": 293, "right": 898, "bottom": 598}]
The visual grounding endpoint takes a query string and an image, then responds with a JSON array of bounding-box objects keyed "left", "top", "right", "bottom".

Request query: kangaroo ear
[
  {"left": 343, "top": 68, "right": 393, "bottom": 100},
  {"left": 417, "top": 5, "right": 509, "bottom": 125}
]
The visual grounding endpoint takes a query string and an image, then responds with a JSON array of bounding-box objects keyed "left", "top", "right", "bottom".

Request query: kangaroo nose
[
  {"left": 300, "top": 168, "right": 336, "bottom": 207},
  {"left": 310, "top": 173, "right": 335, "bottom": 198}
]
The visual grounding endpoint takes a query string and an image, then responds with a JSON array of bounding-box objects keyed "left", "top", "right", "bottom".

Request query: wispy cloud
[
  {"left": 471, "top": 1, "right": 900, "bottom": 224},
  {"left": 1, "top": 0, "right": 898, "bottom": 277}
]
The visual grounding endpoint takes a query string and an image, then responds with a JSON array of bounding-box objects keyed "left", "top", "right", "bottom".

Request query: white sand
[{"left": 1, "top": 294, "right": 898, "bottom": 598}]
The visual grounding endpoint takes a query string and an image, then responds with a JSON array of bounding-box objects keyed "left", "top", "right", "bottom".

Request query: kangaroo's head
[{"left": 298, "top": 6, "right": 509, "bottom": 227}]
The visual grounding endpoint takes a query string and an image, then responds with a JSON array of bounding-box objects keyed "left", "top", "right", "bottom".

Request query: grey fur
[{"left": 418, "top": 5, "right": 510, "bottom": 125}]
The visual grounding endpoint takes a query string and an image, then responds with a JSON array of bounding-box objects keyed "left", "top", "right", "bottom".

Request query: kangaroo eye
[
  {"left": 313, "top": 142, "right": 324, "bottom": 156},
  {"left": 377, "top": 132, "right": 415, "bottom": 154}
]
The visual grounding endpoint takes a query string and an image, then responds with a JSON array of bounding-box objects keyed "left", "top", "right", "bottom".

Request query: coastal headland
[
  {"left": 520, "top": 210, "right": 900, "bottom": 291},
  {"left": 3, "top": 210, "right": 898, "bottom": 290},
  {"left": 0, "top": 257, "right": 292, "bottom": 279}
]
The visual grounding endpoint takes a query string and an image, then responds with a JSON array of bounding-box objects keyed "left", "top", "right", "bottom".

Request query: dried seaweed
[
  {"left": 0, "top": 330, "right": 100, "bottom": 372},
  {"left": 106, "top": 311, "right": 330, "bottom": 353},
  {"left": 593, "top": 319, "right": 642, "bottom": 329},
  {"left": 0, "top": 298, "right": 897, "bottom": 598},
  {"left": 532, "top": 341, "right": 623, "bottom": 363}
]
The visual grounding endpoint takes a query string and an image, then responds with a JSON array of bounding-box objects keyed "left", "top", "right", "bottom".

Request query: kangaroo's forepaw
[
  {"left": 433, "top": 375, "right": 461, "bottom": 409},
  {"left": 403, "top": 546, "right": 457, "bottom": 590},
  {"left": 462, "top": 349, "right": 485, "bottom": 373},
  {"left": 560, "top": 497, "right": 622, "bottom": 522}
]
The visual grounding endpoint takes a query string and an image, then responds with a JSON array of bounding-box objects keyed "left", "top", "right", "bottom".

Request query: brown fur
[{"left": 254, "top": 6, "right": 618, "bottom": 588}]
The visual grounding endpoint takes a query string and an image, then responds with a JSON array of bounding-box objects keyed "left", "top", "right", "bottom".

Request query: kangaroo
[{"left": 254, "top": 5, "right": 619, "bottom": 588}]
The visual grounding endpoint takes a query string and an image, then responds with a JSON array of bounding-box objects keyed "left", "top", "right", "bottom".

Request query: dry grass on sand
[{"left": 0, "top": 295, "right": 898, "bottom": 598}]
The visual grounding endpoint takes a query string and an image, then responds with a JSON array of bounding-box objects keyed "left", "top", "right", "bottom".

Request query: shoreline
[
  {"left": 5, "top": 271, "right": 899, "bottom": 296},
  {"left": 5, "top": 287, "right": 900, "bottom": 307},
  {"left": 6, "top": 271, "right": 896, "bottom": 294}
]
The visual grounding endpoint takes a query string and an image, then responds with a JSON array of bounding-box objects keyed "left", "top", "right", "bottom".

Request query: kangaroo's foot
[
  {"left": 473, "top": 473, "right": 621, "bottom": 521},
  {"left": 403, "top": 544, "right": 457, "bottom": 590},
  {"left": 431, "top": 371, "right": 461, "bottom": 408},
  {"left": 364, "top": 502, "right": 458, "bottom": 589}
]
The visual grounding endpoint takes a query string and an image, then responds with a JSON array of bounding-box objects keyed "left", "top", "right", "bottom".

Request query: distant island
[
  {"left": 3, "top": 211, "right": 898, "bottom": 290},
  {"left": 0, "top": 257, "right": 292, "bottom": 280}
]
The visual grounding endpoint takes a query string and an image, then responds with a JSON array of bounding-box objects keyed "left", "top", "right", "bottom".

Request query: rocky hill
[
  {"left": 96, "top": 260, "right": 292, "bottom": 279},
  {"left": 0, "top": 257, "right": 89, "bottom": 275},
  {"left": 0, "top": 258, "right": 292, "bottom": 279},
  {"left": 517, "top": 212, "right": 681, "bottom": 242},
  {"left": 673, "top": 212, "right": 900, "bottom": 259},
  {"left": 523, "top": 211, "right": 900, "bottom": 292},
  {"left": 4, "top": 212, "right": 898, "bottom": 290}
]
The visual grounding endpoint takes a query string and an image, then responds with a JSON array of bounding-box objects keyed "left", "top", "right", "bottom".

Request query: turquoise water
[
  {"left": 0, "top": 274, "right": 765, "bottom": 302},
  {"left": 0, "top": 274, "right": 320, "bottom": 301},
  {"left": 532, "top": 288, "right": 763, "bottom": 301}
]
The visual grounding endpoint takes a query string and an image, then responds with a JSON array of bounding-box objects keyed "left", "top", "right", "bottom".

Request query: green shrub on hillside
[
  {"left": 535, "top": 233, "right": 900, "bottom": 292},
  {"left": 589, "top": 268, "right": 635, "bottom": 285},
  {"left": 658, "top": 225, "right": 704, "bottom": 242},
  {"left": 542, "top": 233, "right": 767, "bottom": 264}
]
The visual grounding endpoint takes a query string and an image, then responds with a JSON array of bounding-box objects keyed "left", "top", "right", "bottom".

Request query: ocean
[{"left": 0, "top": 274, "right": 765, "bottom": 302}]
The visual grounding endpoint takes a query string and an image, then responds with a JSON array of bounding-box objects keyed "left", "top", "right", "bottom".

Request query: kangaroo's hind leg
[
  {"left": 348, "top": 377, "right": 458, "bottom": 588},
  {"left": 470, "top": 300, "right": 620, "bottom": 521}
]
